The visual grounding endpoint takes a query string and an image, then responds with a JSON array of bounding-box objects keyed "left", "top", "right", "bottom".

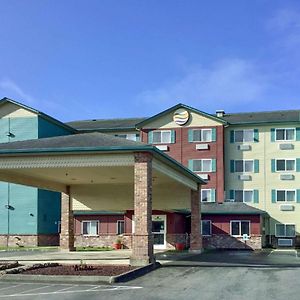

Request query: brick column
[
  {"left": 130, "top": 152, "right": 155, "bottom": 266},
  {"left": 189, "top": 185, "right": 202, "bottom": 252},
  {"left": 60, "top": 186, "right": 75, "bottom": 251}
]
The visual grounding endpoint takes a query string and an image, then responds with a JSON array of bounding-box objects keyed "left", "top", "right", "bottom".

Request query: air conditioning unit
[
  {"left": 278, "top": 239, "right": 293, "bottom": 247},
  {"left": 197, "top": 174, "right": 209, "bottom": 180},
  {"left": 280, "top": 204, "right": 294, "bottom": 211}
]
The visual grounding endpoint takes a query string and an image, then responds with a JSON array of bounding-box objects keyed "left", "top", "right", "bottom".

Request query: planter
[
  {"left": 175, "top": 243, "right": 185, "bottom": 251},
  {"left": 113, "top": 243, "right": 122, "bottom": 250}
]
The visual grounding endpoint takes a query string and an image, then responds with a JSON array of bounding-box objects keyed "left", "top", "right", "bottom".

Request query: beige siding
[{"left": 0, "top": 103, "right": 36, "bottom": 118}]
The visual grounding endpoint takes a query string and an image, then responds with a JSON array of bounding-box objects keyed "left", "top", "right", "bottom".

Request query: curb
[{"left": 0, "top": 262, "right": 161, "bottom": 284}]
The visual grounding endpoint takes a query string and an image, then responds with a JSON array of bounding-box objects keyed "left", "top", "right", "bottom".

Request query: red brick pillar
[
  {"left": 190, "top": 185, "right": 202, "bottom": 252},
  {"left": 60, "top": 186, "right": 75, "bottom": 251},
  {"left": 130, "top": 152, "right": 155, "bottom": 266}
]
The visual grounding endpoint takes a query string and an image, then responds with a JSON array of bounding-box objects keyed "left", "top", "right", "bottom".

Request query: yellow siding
[
  {"left": 225, "top": 124, "right": 300, "bottom": 234},
  {"left": 143, "top": 111, "right": 223, "bottom": 129},
  {"left": 0, "top": 103, "right": 36, "bottom": 118}
]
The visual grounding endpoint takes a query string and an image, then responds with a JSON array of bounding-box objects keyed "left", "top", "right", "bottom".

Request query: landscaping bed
[
  {"left": 21, "top": 264, "right": 137, "bottom": 276},
  {"left": 0, "top": 261, "right": 19, "bottom": 271}
]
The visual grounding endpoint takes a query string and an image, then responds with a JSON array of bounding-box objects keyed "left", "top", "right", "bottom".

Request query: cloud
[
  {"left": 136, "top": 58, "right": 272, "bottom": 112},
  {"left": 0, "top": 78, "right": 36, "bottom": 104}
]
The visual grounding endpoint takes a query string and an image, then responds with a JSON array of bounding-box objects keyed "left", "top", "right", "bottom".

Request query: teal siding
[
  {"left": 37, "top": 190, "right": 61, "bottom": 234},
  {"left": 0, "top": 182, "right": 9, "bottom": 234},
  {"left": 0, "top": 118, "right": 9, "bottom": 143},
  {"left": 38, "top": 117, "right": 72, "bottom": 138},
  {"left": 9, "top": 117, "right": 38, "bottom": 141}
]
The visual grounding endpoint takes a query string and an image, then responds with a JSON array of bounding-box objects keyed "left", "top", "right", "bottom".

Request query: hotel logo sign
[{"left": 173, "top": 108, "right": 190, "bottom": 125}]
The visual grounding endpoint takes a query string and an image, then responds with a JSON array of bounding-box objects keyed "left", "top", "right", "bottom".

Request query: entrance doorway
[{"left": 152, "top": 215, "right": 166, "bottom": 249}]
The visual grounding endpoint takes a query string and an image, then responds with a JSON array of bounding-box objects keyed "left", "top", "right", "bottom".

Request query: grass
[{"left": 75, "top": 246, "right": 114, "bottom": 252}]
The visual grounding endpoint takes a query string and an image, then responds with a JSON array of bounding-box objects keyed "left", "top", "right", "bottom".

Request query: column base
[
  {"left": 189, "top": 249, "right": 203, "bottom": 254},
  {"left": 130, "top": 256, "right": 156, "bottom": 266}
]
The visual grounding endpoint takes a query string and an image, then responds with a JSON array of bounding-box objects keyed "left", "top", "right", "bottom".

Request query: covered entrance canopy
[{"left": 0, "top": 132, "right": 204, "bottom": 265}]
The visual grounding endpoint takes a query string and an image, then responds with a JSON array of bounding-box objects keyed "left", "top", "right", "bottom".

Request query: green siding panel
[
  {"left": 254, "top": 129, "right": 259, "bottom": 142},
  {"left": 211, "top": 128, "right": 216, "bottom": 142},
  {"left": 253, "top": 190, "right": 259, "bottom": 203},
  {"left": 211, "top": 159, "right": 216, "bottom": 172},
  {"left": 230, "top": 160, "right": 235, "bottom": 173},
  {"left": 230, "top": 130, "right": 234, "bottom": 143},
  {"left": 254, "top": 160, "right": 259, "bottom": 173},
  {"left": 296, "top": 159, "right": 300, "bottom": 172},
  {"left": 297, "top": 190, "right": 300, "bottom": 203},
  {"left": 211, "top": 189, "right": 216, "bottom": 202},
  {"left": 270, "top": 128, "right": 275, "bottom": 142},
  {"left": 188, "top": 160, "right": 193, "bottom": 171},
  {"left": 37, "top": 190, "right": 61, "bottom": 234},
  {"left": 38, "top": 117, "right": 72, "bottom": 138},
  {"left": 9, "top": 117, "right": 38, "bottom": 142},
  {"left": 271, "top": 159, "right": 276, "bottom": 173},
  {"left": 188, "top": 129, "right": 193, "bottom": 142},
  {"left": 148, "top": 131, "right": 153, "bottom": 144},
  {"left": 229, "top": 190, "right": 235, "bottom": 200},
  {"left": 171, "top": 130, "right": 176, "bottom": 143},
  {"left": 271, "top": 190, "right": 276, "bottom": 203},
  {"left": 0, "top": 119, "right": 9, "bottom": 143},
  {"left": 296, "top": 128, "right": 300, "bottom": 142}
]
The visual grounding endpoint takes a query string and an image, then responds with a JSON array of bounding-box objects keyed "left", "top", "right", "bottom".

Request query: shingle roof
[
  {"left": 201, "top": 202, "right": 267, "bottom": 215},
  {"left": 219, "top": 109, "right": 300, "bottom": 125},
  {"left": 67, "top": 118, "right": 147, "bottom": 131}
]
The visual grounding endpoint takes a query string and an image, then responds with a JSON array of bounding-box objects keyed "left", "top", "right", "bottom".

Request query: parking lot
[{"left": 1, "top": 250, "right": 300, "bottom": 299}]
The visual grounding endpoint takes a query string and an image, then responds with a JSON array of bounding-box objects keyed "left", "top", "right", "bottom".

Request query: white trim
[
  {"left": 230, "top": 220, "right": 251, "bottom": 237},
  {"left": 152, "top": 215, "right": 167, "bottom": 249},
  {"left": 201, "top": 220, "right": 212, "bottom": 236},
  {"left": 275, "top": 189, "right": 296, "bottom": 203},
  {"left": 234, "top": 159, "right": 254, "bottom": 173},
  {"left": 275, "top": 223, "right": 296, "bottom": 237},
  {"left": 201, "top": 189, "right": 214, "bottom": 202},
  {"left": 234, "top": 189, "right": 254, "bottom": 203},
  {"left": 116, "top": 220, "right": 125, "bottom": 235},
  {"left": 191, "top": 128, "right": 212, "bottom": 142},
  {"left": 275, "top": 158, "right": 296, "bottom": 172},
  {"left": 192, "top": 159, "right": 213, "bottom": 172},
  {"left": 275, "top": 128, "right": 296, "bottom": 142},
  {"left": 81, "top": 220, "right": 99, "bottom": 236},
  {"left": 152, "top": 130, "right": 172, "bottom": 144},
  {"left": 234, "top": 129, "right": 254, "bottom": 143}
]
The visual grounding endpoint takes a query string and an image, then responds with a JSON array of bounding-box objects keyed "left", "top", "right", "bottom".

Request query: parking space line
[
  {"left": 0, "top": 284, "right": 24, "bottom": 291},
  {"left": 53, "top": 285, "right": 77, "bottom": 293},
  {"left": 19, "top": 285, "right": 51, "bottom": 294}
]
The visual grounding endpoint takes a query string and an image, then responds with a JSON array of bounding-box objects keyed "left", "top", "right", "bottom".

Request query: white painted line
[
  {"left": 19, "top": 285, "right": 51, "bottom": 294},
  {"left": 53, "top": 285, "right": 77, "bottom": 293},
  {"left": 267, "top": 250, "right": 274, "bottom": 257},
  {"left": 0, "top": 284, "right": 24, "bottom": 291},
  {"left": 0, "top": 285, "right": 143, "bottom": 297}
]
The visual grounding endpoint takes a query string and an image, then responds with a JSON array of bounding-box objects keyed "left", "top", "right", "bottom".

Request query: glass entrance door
[{"left": 152, "top": 215, "right": 166, "bottom": 249}]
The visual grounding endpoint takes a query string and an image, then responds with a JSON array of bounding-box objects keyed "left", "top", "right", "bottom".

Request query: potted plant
[
  {"left": 175, "top": 242, "right": 185, "bottom": 251},
  {"left": 113, "top": 235, "right": 123, "bottom": 250}
]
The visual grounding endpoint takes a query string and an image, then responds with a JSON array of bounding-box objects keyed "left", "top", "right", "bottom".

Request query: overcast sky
[{"left": 1, "top": 0, "right": 300, "bottom": 121}]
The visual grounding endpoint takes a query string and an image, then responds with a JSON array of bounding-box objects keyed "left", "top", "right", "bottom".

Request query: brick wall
[{"left": 0, "top": 234, "right": 59, "bottom": 247}]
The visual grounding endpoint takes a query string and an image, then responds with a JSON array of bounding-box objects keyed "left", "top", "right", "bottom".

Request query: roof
[
  {"left": 0, "top": 97, "right": 77, "bottom": 133},
  {"left": 0, "top": 132, "right": 205, "bottom": 185},
  {"left": 67, "top": 117, "right": 146, "bottom": 132},
  {"left": 201, "top": 202, "right": 267, "bottom": 215},
  {"left": 219, "top": 109, "right": 300, "bottom": 125},
  {"left": 136, "top": 103, "right": 227, "bottom": 128}
]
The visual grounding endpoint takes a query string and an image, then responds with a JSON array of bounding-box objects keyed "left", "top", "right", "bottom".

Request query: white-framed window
[
  {"left": 152, "top": 130, "right": 171, "bottom": 144},
  {"left": 201, "top": 220, "right": 212, "bottom": 236},
  {"left": 275, "top": 224, "right": 295, "bottom": 237},
  {"left": 230, "top": 220, "right": 250, "bottom": 237},
  {"left": 117, "top": 220, "right": 125, "bottom": 235},
  {"left": 191, "top": 159, "right": 212, "bottom": 172},
  {"left": 234, "top": 190, "right": 253, "bottom": 203},
  {"left": 276, "top": 190, "right": 296, "bottom": 202},
  {"left": 191, "top": 129, "right": 212, "bottom": 142},
  {"left": 275, "top": 128, "right": 295, "bottom": 141},
  {"left": 201, "top": 189, "right": 215, "bottom": 202},
  {"left": 82, "top": 220, "right": 99, "bottom": 236},
  {"left": 234, "top": 129, "right": 254, "bottom": 142},
  {"left": 276, "top": 159, "right": 295, "bottom": 172},
  {"left": 115, "top": 133, "right": 140, "bottom": 141},
  {"left": 234, "top": 160, "right": 254, "bottom": 173}
]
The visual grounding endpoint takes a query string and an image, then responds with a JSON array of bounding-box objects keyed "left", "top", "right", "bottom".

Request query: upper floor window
[
  {"left": 234, "top": 190, "right": 253, "bottom": 203},
  {"left": 201, "top": 220, "right": 212, "bottom": 236},
  {"left": 275, "top": 224, "right": 295, "bottom": 237},
  {"left": 82, "top": 220, "right": 99, "bottom": 236},
  {"left": 234, "top": 129, "right": 254, "bottom": 142},
  {"left": 117, "top": 220, "right": 125, "bottom": 235},
  {"left": 201, "top": 189, "right": 216, "bottom": 202},
  {"left": 230, "top": 220, "right": 250, "bottom": 237},
  {"left": 189, "top": 159, "right": 216, "bottom": 172},
  {"left": 189, "top": 128, "right": 215, "bottom": 142},
  {"left": 234, "top": 160, "right": 254, "bottom": 173},
  {"left": 276, "top": 159, "right": 295, "bottom": 172},
  {"left": 275, "top": 128, "right": 295, "bottom": 141},
  {"left": 148, "top": 130, "right": 175, "bottom": 144},
  {"left": 115, "top": 133, "right": 140, "bottom": 141},
  {"left": 276, "top": 190, "right": 296, "bottom": 202}
]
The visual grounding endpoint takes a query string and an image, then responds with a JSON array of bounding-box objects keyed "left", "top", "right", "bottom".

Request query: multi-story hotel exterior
[{"left": 0, "top": 98, "right": 299, "bottom": 251}]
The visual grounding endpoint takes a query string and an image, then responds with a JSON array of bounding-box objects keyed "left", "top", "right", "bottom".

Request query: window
[
  {"left": 201, "top": 220, "right": 212, "bottom": 236},
  {"left": 234, "top": 190, "right": 253, "bottom": 203},
  {"left": 234, "top": 129, "right": 254, "bottom": 142},
  {"left": 115, "top": 133, "right": 140, "bottom": 141},
  {"left": 276, "top": 190, "right": 296, "bottom": 202},
  {"left": 234, "top": 160, "right": 254, "bottom": 173},
  {"left": 275, "top": 224, "right": 295, "bottom": 237},
  {"left": 276, "top": 159, "right": 295, "bottom": 172},
  {"left": 192, "top": 129, "right": 212, "bottom": 142},
  {"left": 230, "top": 220, "right": 250, "bottom": 236},
  {"left": 201, "top": 189, "right": 215, "bottom": 202},
  {"left": 275, "top": 128, "right": 295, "bottom": 141},
  {"left": 191, "top": 159, "right": 212, "bottom": 172},
  {"left": 152, "top": 130, "right": 171, "bottom": 144},
  {"left": 82, "top": 220, "right": 99, "bottom": 236},
  {"left": 117, "top": 220, "right": 125, "bottom": 235}
]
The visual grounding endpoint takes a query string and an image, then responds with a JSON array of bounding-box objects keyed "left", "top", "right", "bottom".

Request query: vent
[
  {"left": 216, "top": 110, "right": 225, "bottom": 117},
  {"left": 278, "top": 239, "right": 293, "bottom": 247}
]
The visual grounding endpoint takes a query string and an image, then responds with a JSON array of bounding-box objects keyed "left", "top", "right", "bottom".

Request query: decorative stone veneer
[
  {"left": 166, "top": 234, "right": 190, "bottom": 249},
  {"left": 74, "top": 234, "right": 133, "bottom": 248},
  {"left": 190, "top": 187, "right": 202, "bottom": 251},
  {"left": 0, "top": 234, "right": 59, "bottom": 247},
  {"left": 203, "top": 234, "right": 262, "bottom": 250}
]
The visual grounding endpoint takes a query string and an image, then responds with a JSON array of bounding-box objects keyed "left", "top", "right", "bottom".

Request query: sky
[{"left": 1, "top": 0, "right": 300, "bottom": 122}]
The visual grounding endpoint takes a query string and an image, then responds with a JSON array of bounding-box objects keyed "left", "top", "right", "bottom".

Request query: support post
[
  {"left": 130, "top": 152, "right": 155, "bottom": 266},
  {"left": 189, "top": 184, "right": 202, "bottom": 253},
  {"left": 60, "top": 186, "right": 75, "bottom": 251}
]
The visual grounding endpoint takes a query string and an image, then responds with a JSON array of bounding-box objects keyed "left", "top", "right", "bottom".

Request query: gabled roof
[
  {"left": 67, "top": 117, "right": 146, "bottom": 132},
  {"left": 0, "top": 132, "right": 205, "bottom": 185},
  {"left": 218, "top": 109, "right": 300, "bottom": 125},
  {"left": 202, "top": 202, "right": 267, "bottom": 215},
  {"left": 0, "top": 97, "right": 77, "bottom": 133},
  {"left": 135, "top": 103, "right": 228, "bottom": 128}
]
